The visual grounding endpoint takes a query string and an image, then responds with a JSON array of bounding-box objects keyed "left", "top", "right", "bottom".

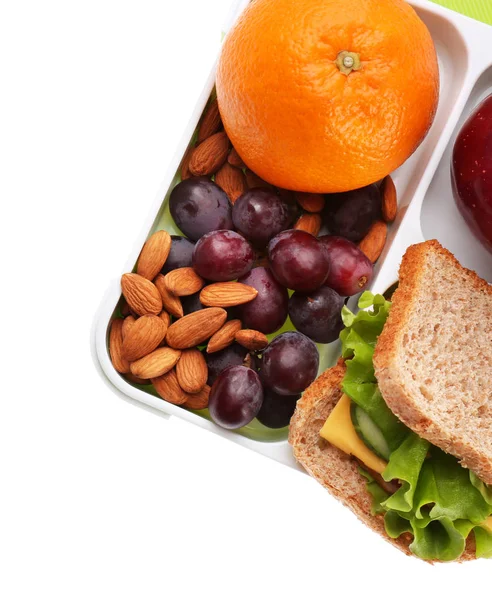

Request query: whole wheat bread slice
[
  {"left": 373, "top": 240, "right": 492, "bottom": 484},
  {"left": 288, "top": 362, "right": 475, "bottom": 561}
]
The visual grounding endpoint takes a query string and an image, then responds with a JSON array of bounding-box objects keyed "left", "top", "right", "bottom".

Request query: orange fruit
[{"left": 216, "top": 0, "right": 439, "bottom": 193}]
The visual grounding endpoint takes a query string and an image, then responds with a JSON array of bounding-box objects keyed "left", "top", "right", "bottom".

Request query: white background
[{"left": 1, "top": 1, "right": 490, "bottom": 598}]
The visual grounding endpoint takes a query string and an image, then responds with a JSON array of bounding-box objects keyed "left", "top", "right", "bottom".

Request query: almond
[
  {"left": 214, "top": 162, "right": 247, "bottom": 203},
  {"left": 137, "top": 230, "right": 172, "bottom": 281},
  {"left": 121, "top": 315, "right": 136, "bottom": 339},
  {"left": 164, "top": 267, "right": 205, "bottom": 296},
  {"left": 228, "top": 147, "right": 246, "bottom": 169},
  {"left": 121, "top": 273, "right": 162, "bottom": 316},
  {"left": 294, "top": 213, "right": 322, "bottom": 237},
  {"left": 151, "top": 369, "right": 188, "bottom": 405},
  {"left": 166, "top": 307, "right": 227, "bottom": 349},
  {"left": 235, "top": 329, "right": 269, "bottom": 351},
  {"left": 183, "top": 384, "right": 211, "bottom": 410},
  {"left": 124, "top": 372, "right": 151, "bottom": 386},
  {"left": 295, "top": 192, "right": 325, "bottom": 213},
  {"left": 158, "top": 311, "right": 171, "bottom": 347},
  {"left": 381, "top": 175, "right": 397, "bottom": 223},
  {"left": 200, "top": 282, "right": 258, "bottom": 307},
  {"left": 159, "top": 310, "right": 171, "bottom": 331},
  {"left": 154, "top": 274, "right": 184, "bottom": 318},
  {"left": 207, "top": 319, "right": 242, "bottom": 353},
  {"left": 358, "top": 220, "right": 387, "bottom": 263},
  {"left": 197, "top": 98, "right": 222, "bottom": 143},
  {"left": 245, "top": 169, "right": 275, "bottom": 191},
  {"left": 176, "top": 349, "right": 208, "bottom": 393},
  {"left": 189, "top": 132, "right": 229, "bottom": 177},
  {"left": 130, "top": 347, "right": 181, "bottom": 379},
  {"left": 109, "top": 318, "right": 130, "bottom": 373},
  {"left": 180, "top": 144, "right": 195, "bottom": 181},
  {"left": 121, "top": 314, "right": 167, "bottom": 362}
]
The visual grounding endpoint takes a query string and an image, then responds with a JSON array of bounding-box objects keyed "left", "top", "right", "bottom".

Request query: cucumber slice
[{"left": 351, "top": 403, "right": 391, "bottom": 460}]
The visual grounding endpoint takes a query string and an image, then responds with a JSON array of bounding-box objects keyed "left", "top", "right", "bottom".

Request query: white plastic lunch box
[{"left": 91, "top": 0, "right": 492, "bottom": 471}]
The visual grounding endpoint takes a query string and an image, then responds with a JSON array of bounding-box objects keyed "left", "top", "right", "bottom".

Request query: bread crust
[
  {"left": 373, "top": 240, "right": 492, "bottom": 484},
  {"left": 288, "top": 362, "right": 476, "bottom": 562}
]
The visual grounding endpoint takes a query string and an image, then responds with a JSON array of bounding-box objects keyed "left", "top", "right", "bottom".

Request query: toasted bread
[
  {"left": 373, "top": 240, "right": 492, "bottom": 484},
  {"left": 288, "top": 362, "right": 475, "bottom": 561}
]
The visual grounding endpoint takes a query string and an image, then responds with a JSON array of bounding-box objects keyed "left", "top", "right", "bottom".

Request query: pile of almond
[
  {"left": 180, "top": 96, "right": 398, "bottom": 266},
  {"left": 108, "top": 230, "right": 268, "bottom": 410}
]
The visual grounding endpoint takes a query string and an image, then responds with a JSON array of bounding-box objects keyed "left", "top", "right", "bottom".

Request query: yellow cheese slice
[
  {"left": 481, "top": 516, "right": 492, "bottom": 532},
  {"left": 320, "top": 393, "right": 387, "bottom": 474}
]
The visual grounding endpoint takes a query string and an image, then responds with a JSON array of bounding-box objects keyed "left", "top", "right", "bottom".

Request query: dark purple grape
[
  {"left": 192, "top": 230, "right": 254, "bottom": 281},
  {"left": 267, "top": 229, "right": 329, "bottom": 292},
  {"left": 325, "top": 184, "right": 381, "bottom": 242},
  {"left": 209, "top": 366, "right": 264, "bottom": 429},
  {"left": 277, "top": 188, "right": 300, "bottom": 224},
  {"left": 261, "top": 332, "right": 319, "bottom": 395},
  {"left": 160, "top": 236, "right": 195, "bottom": 275},
  {"left": 169, "top": 178, "right": 233, "bottom": 241},
  {"left": 318, "top": 235, "right": 373, "bottom": 296},
  {"left": 288, "top": 287, "right": 344, "bottom": 343},
  {"left": 232, "top": 188, "right": 293, "bottom": 247},
  {"left": 204, "top": 343, "right": 248, "bottom": 386},
  {"left": 322, "top": 193, "right": 346, "bottom": 221},
  {"left": 237, "top": 267, "right": 288, "bottom": 334},
  {"left": 256, "top": 389, "right": 300, "bottom": 429}
]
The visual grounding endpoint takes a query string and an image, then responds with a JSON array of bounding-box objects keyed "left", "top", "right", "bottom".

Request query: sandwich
[{"left": 289, "top": 240, "right": 492, "bottom": 562}]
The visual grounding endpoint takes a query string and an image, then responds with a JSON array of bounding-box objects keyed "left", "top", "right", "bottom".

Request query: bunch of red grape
[{"left": 165, "top": 173, "right": 381, "bottom": 430}]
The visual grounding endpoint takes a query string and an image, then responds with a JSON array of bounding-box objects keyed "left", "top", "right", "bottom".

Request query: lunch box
[{"left": 91, "top": 0, "right": 492, "bottom": 471}]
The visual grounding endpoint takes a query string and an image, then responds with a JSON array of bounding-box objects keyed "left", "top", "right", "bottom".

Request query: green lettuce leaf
[
  {"left": 470, "top": 471, "right": 492, "bottom": 504},
  {"left": 382, "top": 432, "right": 430, "bottom": 513},
  {"left": 341, "top": 293, "right": 407, "bottom": 450},
  {"left": 412, "top": 449, "right": 492, "bottom": 524},
  {"left": 384, "top": 510, "right": 413, "bottom": 539},
  {"left": 358, "top": 467, "right": 389, "bottom": 516},
  {"left": 385, "top": 511, "right": 468, "bottom": 562},
  {"left": 340, "top": 293, "right": 492, "bottom": 561},
  {"left": 474, "top": 525, "right": 492, "bottom": 558},
  {"left": 410, "top": 517, "right": 468, "bottom": 562},
  {"left": 384, "top": 513, "right": 492, "bottom": 561}
]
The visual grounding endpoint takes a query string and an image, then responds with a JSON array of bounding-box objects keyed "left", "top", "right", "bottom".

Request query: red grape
[
  {"left": 267, "top": 229, "right": 329, "bottom": 292},
  {"left": 160, "top": 236, "right": 195, "bottom": 274},
  {"left": 192, "top": 230, "right": 255, "bottom": 281},
  {"left": 232, "top": 188, "right": 293, "bottom": 247},
  {"left": 261, "top": 332, "right": 319, "bottom": 395},
  {"left": 318, "top": 235, "right": 373, "bottom": 296},
  {"left": 325, "top": 184, "right": 381, "bottom": 242},
  {"left": 452, "top": 94, "right": 492, "bottom": 252},
  {"left": 209, "top": 366, "right": 264, "bottom": 429},
  {"left": 256, "top": 389, "right": 300, "bottom": 429},
  {"left": 169, "top": 177, "right": 233, "bottom": 241},
  {"left": 237, "top": 267, "right": 288, "bottom": 334},
  {"left": 288, "top": 286, "right": 344, "bottom": 343},
  {"left": 204, "top": 343, "right": 249, "bottom": 386}
]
